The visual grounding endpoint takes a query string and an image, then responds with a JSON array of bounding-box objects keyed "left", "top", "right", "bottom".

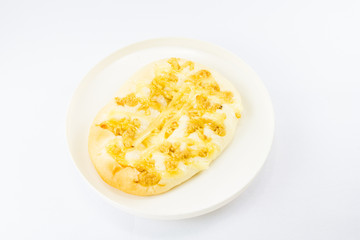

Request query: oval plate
[{"left": 66, "top": 38, "right": 274, "bottom": 220}]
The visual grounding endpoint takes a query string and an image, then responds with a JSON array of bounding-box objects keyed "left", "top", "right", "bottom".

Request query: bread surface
[{"left": 88, "top": 58, "right": 243, "bottom": 196}]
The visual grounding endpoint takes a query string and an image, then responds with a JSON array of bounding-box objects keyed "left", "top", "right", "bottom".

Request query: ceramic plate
[{"left": 66, "top": 38, "right": 274, "bottom": 219}]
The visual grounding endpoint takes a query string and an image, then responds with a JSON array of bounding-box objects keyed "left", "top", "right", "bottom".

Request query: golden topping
[
  {"left": 159, "top": 141, "right": 189, "bottom": 160},
  {"left": 115, "top": 93, "right": 139, "bottom": 107},
  {"left": 187, "top": 118, "right": 226, "bottom": 137},
  {"left": 99, "top": 118, "right": 140, "bottom": 136},
  {"left": 150, "top": 71, "right": 178, "bottom": 103},
  {"left": 134, "top": 157, "right": 161, "bottom": 186},
  {"left": 156, "top": 115, "right": 172, "bottom": 133},
  {"left": 116, "top": 93, "right": 164, "bottom": 115},
  {"left": 137, "top": 171, "right": 161, "bottom": 186},
  {"left": 137, "top": 99, "right": 161, "bottom": 115},
  {"left": 135, "top": 156, "right": 155, "bottom": 172},
  {"left": 106, "top": 143, "right": 128, "bottom": 167},
  {"left": 196, "top": 94, "right": 221, "bottom": 112},
  {"left": 100, "top": 58, "right": 241, "bottom": 181},
  {"left": 198, "top": 147, "right": 209, "bottom": 158},
  {"left": 99, "top": 118, "right": 141, "bottom": 147},
  {"left": 185, "top": 70, "right": 235, "bottom": 104},
  {"left": 190, "top": 70, "right": 211, "bottom": 80},
  {"left": 164, "top": 159, "right": 179, "bottom": 174},
  {"left": 202, "top": 80, "right": 220, "bottom": 92},
  {"left": 168, "top": 58, "right": 195, "bottom": 72},
  {"left": 159, "top": 140, "right": 216, "bottom": 174},
  {"left": 165, "top": 121, "right": 179, "bottom": 138},
  {"left": 181, "top": 61, "right": 195, "bottom": 71},
  {"left": 168, "top": 58, "right": 181, "bottom": 71}
]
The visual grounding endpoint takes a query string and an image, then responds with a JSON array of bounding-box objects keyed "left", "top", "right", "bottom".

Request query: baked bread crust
[{"left": 88, "top": 58, "right": 242, "bottom": 196}]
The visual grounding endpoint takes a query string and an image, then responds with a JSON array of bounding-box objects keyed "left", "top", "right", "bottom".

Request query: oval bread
[{"left": 88, "top": 58, "right": 243, "bottom": 196}]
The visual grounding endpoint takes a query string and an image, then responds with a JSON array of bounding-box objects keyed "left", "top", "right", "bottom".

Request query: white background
[{"left": 1, "top": 0, "right": 359, "bottom": 239}]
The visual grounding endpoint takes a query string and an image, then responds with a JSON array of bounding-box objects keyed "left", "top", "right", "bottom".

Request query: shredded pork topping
[{"left": 97, "top": 58, "right": 241, "bottom": 186}]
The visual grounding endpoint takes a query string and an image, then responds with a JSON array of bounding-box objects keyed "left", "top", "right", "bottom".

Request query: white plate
[{"left": 66, "top": 38, "right": 274, "bottom": 220}]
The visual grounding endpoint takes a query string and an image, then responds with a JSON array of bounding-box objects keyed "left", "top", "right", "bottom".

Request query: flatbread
[{"left": 88, "top": 58, "right": 243, "bottom": 196}]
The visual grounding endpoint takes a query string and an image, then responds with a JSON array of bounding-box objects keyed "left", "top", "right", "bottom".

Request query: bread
[{"left": 88, "top": 58, "right": 243, "bottom": 196}]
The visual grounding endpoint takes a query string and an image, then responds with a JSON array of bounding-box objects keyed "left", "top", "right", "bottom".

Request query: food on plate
[{"left": 88, "top": 58, "right": 243, "bottom": 195}]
